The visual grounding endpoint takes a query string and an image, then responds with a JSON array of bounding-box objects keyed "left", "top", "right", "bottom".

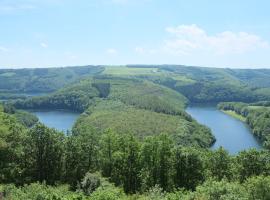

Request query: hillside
[
  {"left": 73, "top": 99, "right": 214, "bottom": 147},
  {"left": 2, "top": 65, "right": 270, "bottom": 103},
  {"left": 0, "top": 65, "right": 104, "bottom": 97},
  {"left": 12, "top": 75, "right": 214, "bottom": 148},
  {"left": 9, "top": 64, "right": 270, "bottom": 148}
]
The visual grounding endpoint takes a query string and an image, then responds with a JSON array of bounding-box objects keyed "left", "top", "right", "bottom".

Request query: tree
[
  {"left": 100, "top": 130, "right": 119, "bottom": 178},
  {"left": 65, "top": 127, "right": 100, "bottom": 188},
  {"left": 173, "top": 147, "right": 204, "bottom": 190},
  {"left": 140, "top": 134, "right": 173, "bottom": 191},
  {"left": 244, "top": 175, "right": 270, "bottom": 200},
  {"left": 110, "top": 134, "right": 140, "bottom": 194},
  {"left": 0, "top": 113, "right": 26, "bottom": 184},
  {"left": 235, "top": 149, "right": 269, "bottom": 182},
  {"left": 207, "top": 147, "right": 232, "bottom": 180},
  {"left": 23, "top": 123, "right": 65, "bottom": 184}
]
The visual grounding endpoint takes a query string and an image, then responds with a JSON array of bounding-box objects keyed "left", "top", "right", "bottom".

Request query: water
[
  {"left": 30, "top": 110, "right": 80, "bottom": 133},
  {"left": 186, "top": 105, "right": 262, "bottom": 154}
]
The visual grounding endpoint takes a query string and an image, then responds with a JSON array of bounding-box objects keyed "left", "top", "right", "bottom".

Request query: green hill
[{"left": 73, "top": 99, "right": 214, "bottom": 148}]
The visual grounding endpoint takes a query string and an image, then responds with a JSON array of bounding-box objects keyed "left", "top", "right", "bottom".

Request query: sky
[{"left": 0, "top": 0, "right": 270, "bottom": 69}]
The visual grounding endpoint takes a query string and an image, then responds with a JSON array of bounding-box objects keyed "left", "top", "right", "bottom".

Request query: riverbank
[
  {"left": 221, "top": 110, "right": 246, "bottom": 122},
  {"left": 186, "top": 106, "right": 261, "bottom": 154}
]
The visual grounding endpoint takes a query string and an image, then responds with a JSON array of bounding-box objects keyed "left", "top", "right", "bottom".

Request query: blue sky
[{"left": 0, "top": 0, "right": 270, "bottom": 68}]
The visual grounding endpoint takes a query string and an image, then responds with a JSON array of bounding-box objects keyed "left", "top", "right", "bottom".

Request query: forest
[
  {"left": 0, "top": 105, "right": 269, "bottom": 199},
  {"left": 1, "top": 65, "right": 270, "bottom": 199}
]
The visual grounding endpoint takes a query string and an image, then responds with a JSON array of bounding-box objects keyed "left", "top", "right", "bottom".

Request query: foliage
[
  {"left": 13, "top": 79, "right": 100, "bottom": 112},
  {"left": 79, "top": 172, "right": 102, "bottom": 195},
  {"left": 2, "top": 103, "right": 38, "bottom": 127},
  {"left": 23, "top": 123, "right": 65, "bottom": 184},
  {"left": 0, "top": 108, "right": 270, "bottom": 198},
  {"left": 2, "top": 65, "right": 270, "bottom": 199},
  {"left": 0, "top": 107, "right": 27, "bottom": 184},
  {"left": 73, "top": 100, "right": 214, "bottom": 148},
  {"left": 0, "top": 65, "right": 104, "bottom": 93}
]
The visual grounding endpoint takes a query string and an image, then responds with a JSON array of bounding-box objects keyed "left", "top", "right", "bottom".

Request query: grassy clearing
[
  {"left": 222, "top": 110, "right": 246, "bottom": 122},
  {"left": 103, "top": 66, "right": 158, "bottom": 75},
  {"left": 247, "top": 105, "right": 270, "bottom": 110},
  {"left": 0, "top": 72, "right": 16, "bottom": 77}
]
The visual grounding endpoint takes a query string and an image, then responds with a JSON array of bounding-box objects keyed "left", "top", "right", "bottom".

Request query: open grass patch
[{"left": 221, "top": 110, "right": 246, "bottom": 122}]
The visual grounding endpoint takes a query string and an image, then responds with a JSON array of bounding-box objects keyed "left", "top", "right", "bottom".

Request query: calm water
[
  {"left": 31, "top": 110, "right": 80, "bottom": 132},
  {"left": 186, "top": 106, "right": 262, "bottom": 154}
]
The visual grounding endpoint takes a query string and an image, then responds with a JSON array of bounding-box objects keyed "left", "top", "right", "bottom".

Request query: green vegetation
[
  {"left": 73, "top": 100, "right": 214, "bottom": 147},
  {"left": 14, "top": 76, "right": 213, "bottom": 147},
  {"left": 102, "top": 66, "right": 158, "bottom": 75},
  {"left": 1, "top": 176, "right": 270, "bottom": 200},
  {"left": 2, "top": 65, "right": 270, "bottom": 199},
  {"left": 2, "top": 103, "right": 38, "bottom": 127},
  {"left": 3, "top": 64, "right": 270, "bottom": 103},
  {"left": 0, "top": 109, "right": 269, "bottom": 199},
  {"left": 125, "top": 65, "right": 270, "bottom": 103},
  {"left": 222, "top": 110, "right": 246, "bottom": 122},
  {"left": 13, "top": 79, "right": 101, "bottom": 112},
  {"left": 0, "top": 65, "right": 104, "bottom": 94}
]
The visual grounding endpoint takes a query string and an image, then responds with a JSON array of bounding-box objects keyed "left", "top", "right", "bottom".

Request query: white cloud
[
  {"left": 164, "top": 24, "right": 269, "bottom": 55},
  {"left": 135, "top": 46, "right": 157, "bottom": 55},
  {"left": 40, "top": 42, "right": 48, "bottom": 48},
  {"left": 105, "top": 0, "right": 151, "bottom": 6},
  {"left": 0, "top": 0, "right": 65, "bottom": 14},
  {"left": 135, "top": 47, "right": 145, "bottom": 53},
  {"left": 111, "top": 0, "right": 128, "bottom": 4},
  {"left": 0, "top": 46, "right": 9, "bottom": 52},
  {"left": 106, "top": 48, "right": 118, "bottom": 54},
  {"left": 0, "top": 1, "right": 36, "bottom": 13}
]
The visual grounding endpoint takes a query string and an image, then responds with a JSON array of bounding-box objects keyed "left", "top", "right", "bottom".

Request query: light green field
[
  {"left": 0, "top": 72, "right": 16, "bottom": 77},
  {"left": 248, "top": 106, "right": 270, "bottom": 110},
  {"left": 103, "top": 66, "right": 158, "bottom": 75},
  {"left": 222, "top": 110, "right": 246, "bottom": 122}
]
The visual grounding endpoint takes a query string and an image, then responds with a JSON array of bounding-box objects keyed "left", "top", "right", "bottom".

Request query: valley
[{"left": 1, "top": 65, "right": 270, "bottom": 199}]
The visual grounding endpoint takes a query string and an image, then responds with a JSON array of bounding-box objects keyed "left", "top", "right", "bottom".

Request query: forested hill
[
  {"left": 13, "top": 76, "right": 215, "bottom": 148},
  {"left": 2, "top": 64, "right": 270, "bottom": 103},
  {"left": 0, "top": 65, "right": 104, "bottom": 94},
  {"left": 6, "top": 64, "right": 270, "bottom": 147}
]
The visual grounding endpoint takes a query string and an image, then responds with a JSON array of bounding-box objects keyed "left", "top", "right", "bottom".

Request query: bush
[{"left": 79, "top": 172, "right": 102, "bottom": 196}]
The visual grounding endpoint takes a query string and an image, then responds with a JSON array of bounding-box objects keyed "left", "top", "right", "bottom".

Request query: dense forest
[
  {"left": 0, "top": 106, "right": 269, "bottom": 199},
  {"left": 12, "top": 76, "right": 215, "bottom": 148},
  {"left": 1, "top": 65, "right": 270, "bottom": 199},
  {"left": 2, "top": 65, "right": 270, "bottom": 103}
]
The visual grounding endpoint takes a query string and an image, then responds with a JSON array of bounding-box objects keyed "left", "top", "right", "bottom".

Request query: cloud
[
  {"left": 0, "top": 0, "right": 64, "bottom": 14},
  {"left": 134, "top": 46, "right": 157, "bottom": 55},
  {"left": 135, "top": 47, "right": 145, "bottom": 53},
  {"left": 164, "top": 24, "right": 269, "bottom": 55},
  {"left": 105, "top": 0, "right": 151, "bottom": 6},
  {"left": 111, "top": 0, "right": 129, "bottom": 4},
  {"left": 0, "top": 1, "right": 36, "bottom": 13},
  {"left": 40, "top": 42, "right": 48, "bottom": 48},
  {"left": 0, "top": 46, "right": 9, "bottom": 52},
  {"left": 106, "top": 48, "right": 118, "bottom": 54}
]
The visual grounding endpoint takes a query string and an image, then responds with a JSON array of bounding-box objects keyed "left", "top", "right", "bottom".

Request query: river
[
  {"left": 186, "top": 105, "right": 262, "bottom": 154},
  {"left": 30, "top": 105, "right": 262, "bottom": 153},
  {"left": 30, "top": 110, "right": 80, "bottom": 133}
]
